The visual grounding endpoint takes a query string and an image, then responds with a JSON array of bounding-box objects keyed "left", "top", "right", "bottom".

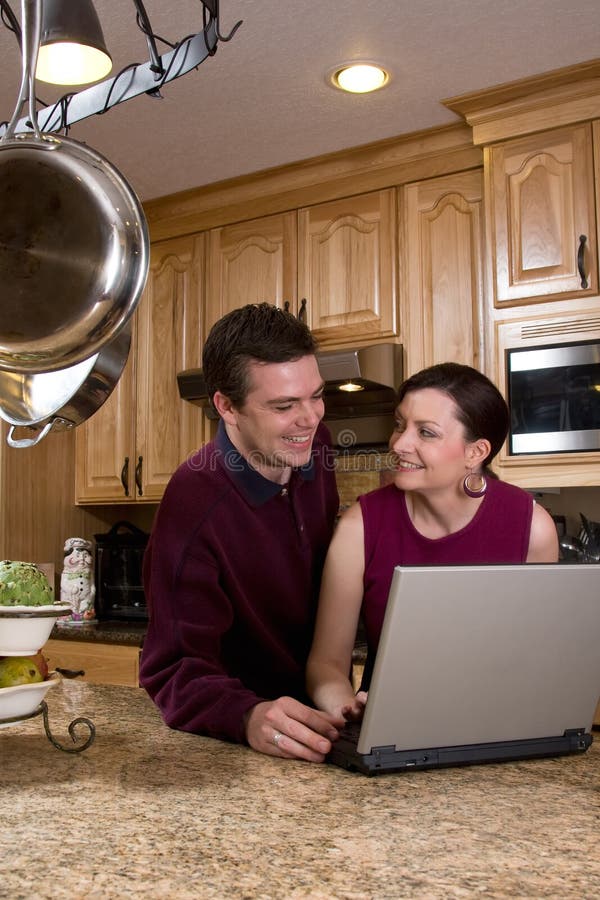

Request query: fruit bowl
[
  {"left": 0, "top": 604, "right": 70, "bottom": 655},
  {"left": 0, "top": 672, "right": 59, "bottom": 723}
]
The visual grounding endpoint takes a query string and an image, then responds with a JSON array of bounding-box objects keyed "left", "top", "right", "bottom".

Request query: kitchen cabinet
[
  {"left": 75, "top": 234, "right": 207, "bottom": 504},
  {"left": 206, "top": 211, "right": 297, "bottom": 321},
  {"left": 44, "top": 638, "right": 141, "bottom": 687},
  {"left": 400, "top": 169, "right": 484, "bottom": 376},
  {"left": 206, "top": 189, "right": 398, "bottom": 347},
  {"left": 486, "top": 123, "right": 597, "bottom": 307},
  {"left": 297, "top": 190, "right": 397, "bottom": 345}
]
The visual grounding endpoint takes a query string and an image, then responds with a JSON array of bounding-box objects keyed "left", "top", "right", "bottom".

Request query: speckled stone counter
[
  {"left": 49, "top": 620, "right": 369, "bottom": 667},
  {"left": 50, "top": 620, "right": 147, "bottom": 646},
  {"left": 2, "top": 681, "right": 599, "bottom": 900}
]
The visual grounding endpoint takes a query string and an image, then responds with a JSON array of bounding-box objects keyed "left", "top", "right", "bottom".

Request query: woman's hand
[{"left": 340, "top": 690, "right": 368, "bottom": 722}]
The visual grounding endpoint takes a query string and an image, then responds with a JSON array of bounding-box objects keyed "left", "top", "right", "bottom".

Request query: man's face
[{"left": 216, "top": 355, "right": 325, "bottom": 483}]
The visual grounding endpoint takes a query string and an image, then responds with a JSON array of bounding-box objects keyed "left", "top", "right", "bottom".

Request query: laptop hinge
[{"left": 369, "top": 745, "right": 438, "bottom": 768}]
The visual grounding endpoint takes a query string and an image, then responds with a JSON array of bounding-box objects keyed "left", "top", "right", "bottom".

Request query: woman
[{"left": 306, "top": 363, "right": 559, "bottom": 721}]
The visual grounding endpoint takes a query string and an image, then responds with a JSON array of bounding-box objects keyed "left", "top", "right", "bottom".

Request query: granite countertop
[
  {"left": 50, "top": 620, "right": 147, "bottom": 647},
  {"left": 2, "top": 681, "right": 599, "bottom": 899},
  {"left": 48, "top": 621, "right": 369, "bottom": 665}
]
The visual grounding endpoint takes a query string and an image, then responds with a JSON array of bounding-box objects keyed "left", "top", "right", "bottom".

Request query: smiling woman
[{"left": 306, "top": 362, "right": 559, "bottom": 721}]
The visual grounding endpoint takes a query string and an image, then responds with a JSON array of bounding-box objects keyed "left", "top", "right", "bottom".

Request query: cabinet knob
[
  {"left": 135, "top": 455, "right": 143, "bottom": 496},
  {"left": 578, "top": 235, "right": 589, "bottom": 289},
  {"left": 298, "top": 298, "right": 307, "bottom": 323},
  {"left": 120, "top": 457, "right": 130, "bottom": 497}
]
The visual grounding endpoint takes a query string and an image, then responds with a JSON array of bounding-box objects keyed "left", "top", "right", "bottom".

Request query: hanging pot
[
  {"left": 0, "top": 0, "right": 149, "bottom": 374},
  {"left": 0, "top": 321, "right": 131, "bottom": 448}
]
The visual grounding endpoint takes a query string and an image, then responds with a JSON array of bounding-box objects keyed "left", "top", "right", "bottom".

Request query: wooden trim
[
  {"left": 443, "top": 58, "right": 600, "bottom": 119},
  {"left": 45, "top": 639, "right": 141, "bottom": 687},
  {"left": 143, "top": 123, "right": 481, "bottom": 242},
  {"left": 443, "top": 59, "right": 600, "bottom": 145}
]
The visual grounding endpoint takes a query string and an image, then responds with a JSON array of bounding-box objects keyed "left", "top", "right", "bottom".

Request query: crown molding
[
  {"left": 443, "top": 58, "right": 600, "bottom": 145},
  {"left": 143, "top": 123, "right": 480, "bottom": 242}
]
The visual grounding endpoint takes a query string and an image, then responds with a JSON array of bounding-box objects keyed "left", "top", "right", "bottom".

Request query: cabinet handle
[
  {"left": 298, "top": 298, "right": 307, "bottom": 323},
  {"left": 578, "top": 234, "right": 589, "bottom": 289},
  {"left": 135, "top": 455, "right": 143, "bottom": 496},
  {"left": 120, "top": 457, "right": 130, "bottom": 497},
  {"left": 283, "top": 300, "right": 290, "bottom": 313},
  {"left": 55, "top": 667, "right": 85, "bottom": 679}
]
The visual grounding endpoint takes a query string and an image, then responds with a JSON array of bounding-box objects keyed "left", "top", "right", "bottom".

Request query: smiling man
[{"left": 140, "top": 303, "right": 341, "bottom": 761}]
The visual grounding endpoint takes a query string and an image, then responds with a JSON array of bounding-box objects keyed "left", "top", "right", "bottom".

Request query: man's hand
[{"left": 245, "top": 697, "right": 343, "bottom": 762}]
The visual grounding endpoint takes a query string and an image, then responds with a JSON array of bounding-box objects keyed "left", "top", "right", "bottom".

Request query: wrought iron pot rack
[{"left": 0, "top": 0, "right": 242, "bottom": 136}]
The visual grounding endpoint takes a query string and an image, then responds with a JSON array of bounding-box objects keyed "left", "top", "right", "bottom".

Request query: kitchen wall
[
  {"left": 0, "top": 424, "right": 157, "bottom": 595},
  {"left": 532, "top": 487, "right": 600, "bottom": 538}
]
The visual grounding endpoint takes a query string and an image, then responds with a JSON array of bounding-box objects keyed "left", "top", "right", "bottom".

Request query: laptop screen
[{"left": 357, "top": 564, "right": 600, "bottom": 755}]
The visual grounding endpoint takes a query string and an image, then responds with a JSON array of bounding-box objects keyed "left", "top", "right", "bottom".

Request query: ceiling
[{"left": 1, "top": 0, "right": 599, "bottom": 203}]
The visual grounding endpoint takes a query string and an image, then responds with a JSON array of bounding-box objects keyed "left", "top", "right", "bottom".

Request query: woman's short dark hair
[
  {"left": 396, "top": 362, "right": 509, "bottom": 469},
  {"left": 202, "top": 302, "right": 318, "bottom": 408}
]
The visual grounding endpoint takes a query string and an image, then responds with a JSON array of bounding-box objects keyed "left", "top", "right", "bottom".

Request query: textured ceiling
[{"left": 0, "top": 0, "right": 599, "bottom": 202}]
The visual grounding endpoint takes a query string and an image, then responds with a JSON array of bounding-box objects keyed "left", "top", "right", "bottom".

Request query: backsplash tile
[{"left": 334, "top": 451, "right": 395, "bottom": 508}]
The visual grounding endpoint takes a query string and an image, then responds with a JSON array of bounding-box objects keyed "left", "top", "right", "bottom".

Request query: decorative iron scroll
[{"left": 1, "top": 701, "right": 96, "bottom": 753}]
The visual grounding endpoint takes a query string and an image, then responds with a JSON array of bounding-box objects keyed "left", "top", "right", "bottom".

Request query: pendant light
[{"left": 35, "top": 0, "right": 112, "bottom": 86}]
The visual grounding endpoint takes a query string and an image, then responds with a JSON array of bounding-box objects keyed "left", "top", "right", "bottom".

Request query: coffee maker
[{"left": 94, "top": 521, "right": 149, "bottom": 621}]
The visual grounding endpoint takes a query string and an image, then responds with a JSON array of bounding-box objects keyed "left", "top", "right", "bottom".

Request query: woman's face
[{"left": 389, "top": 387, "right": 474, "bottom": 493}]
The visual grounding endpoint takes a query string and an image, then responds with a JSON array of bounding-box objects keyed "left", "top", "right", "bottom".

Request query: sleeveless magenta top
[{"left": 358, "top": 478, "right": 534, "bottom": 650}]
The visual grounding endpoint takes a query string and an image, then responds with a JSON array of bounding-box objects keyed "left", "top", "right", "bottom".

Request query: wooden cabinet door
[
  {"left": 488, "top": 123, "right": 597, "bottom": 306},
  {"left": 75, "top": 328, "right": 137, "bottom": 503},
  {"left": 76, "top": 234, "right": 206, "bottom": 504},
  {"left": 135, "top": 234, "right": 206, "bottom": 501},
  {"left": 402, "top": 170, "right": 484, "bottom": 376},
  {"left": 206, "top": 212, "right": 297, "bottom": 327},
  {"left": 298, "top": 190, "right": 397, "bottom": 346}
]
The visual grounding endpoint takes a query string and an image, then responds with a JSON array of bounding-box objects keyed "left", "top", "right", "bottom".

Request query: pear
[{"left": 0, "top": 656, "right": 43, "bottom": 688}]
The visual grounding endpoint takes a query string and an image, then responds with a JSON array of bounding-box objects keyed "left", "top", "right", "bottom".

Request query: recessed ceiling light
[{"left": 330, "top": 63, "right": 389, "bottom": 94}]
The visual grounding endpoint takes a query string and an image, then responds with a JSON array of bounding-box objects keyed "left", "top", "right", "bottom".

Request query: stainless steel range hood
[
  {"left": 317, "top": 343, "right": 402, "bottom": 420},
  {"left": 177, "top": 343, "right": 403, "bottom": 422}
]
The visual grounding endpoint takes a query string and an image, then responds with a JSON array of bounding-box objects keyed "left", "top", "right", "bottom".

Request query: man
[{"left": 140, "top": 303, "right": 341, "bottom": 761}]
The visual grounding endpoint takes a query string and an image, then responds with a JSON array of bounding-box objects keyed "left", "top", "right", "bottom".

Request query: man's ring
[{"left": 273, "top": 731, "right": 283, "bottom": 746}]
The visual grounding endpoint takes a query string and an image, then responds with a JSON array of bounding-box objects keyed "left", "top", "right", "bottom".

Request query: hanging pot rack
[{"left": 0, "top": 0, "right": 242, "bottom": 136}]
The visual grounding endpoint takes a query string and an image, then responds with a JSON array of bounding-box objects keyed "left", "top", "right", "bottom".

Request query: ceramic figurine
[{"left": 60, "top": 537, "right": 96, "bottom": 624}]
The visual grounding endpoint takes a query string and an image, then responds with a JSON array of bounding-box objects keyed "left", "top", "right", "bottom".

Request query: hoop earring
[{"left": 463, "top": 471, "right": 487, "bottom": 498}]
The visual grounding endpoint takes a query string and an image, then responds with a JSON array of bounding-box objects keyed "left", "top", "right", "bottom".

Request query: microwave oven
[{"left": 507, "top": 339, "right": 600, "bottom": 455}]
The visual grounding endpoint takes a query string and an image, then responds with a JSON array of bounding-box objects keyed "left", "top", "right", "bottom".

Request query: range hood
[
  {"left": 177, "top": 343, "right": 403, "bottom": 421},
  {"left": 317, "top": 343, "right": 402, "bottom": 420}
]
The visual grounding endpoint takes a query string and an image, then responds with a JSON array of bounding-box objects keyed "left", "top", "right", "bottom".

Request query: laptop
[{"left": 327, "top": 564, "right": 600, "bottom": 775}]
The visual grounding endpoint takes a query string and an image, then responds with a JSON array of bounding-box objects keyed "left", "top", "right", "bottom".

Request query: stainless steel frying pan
[
  {"left": 0, "top": 0, "right": 149, "bottom": 374},
  {"left": 0, "top": 321, "right": 131, "bottom": 448}
]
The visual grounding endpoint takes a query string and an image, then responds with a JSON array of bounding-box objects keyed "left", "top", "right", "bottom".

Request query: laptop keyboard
[{"left": 340, "top": 720, "right": 361, "bottom": 742}]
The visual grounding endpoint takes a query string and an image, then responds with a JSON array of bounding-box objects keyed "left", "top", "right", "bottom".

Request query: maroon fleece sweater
[{"left": 139, "top": 422, "right": 339, "bottom": 744}]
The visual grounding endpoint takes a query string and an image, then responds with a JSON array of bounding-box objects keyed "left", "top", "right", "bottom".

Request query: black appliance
[{"left": 94, "top": 521, "right": 149, "bottom": 621}]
